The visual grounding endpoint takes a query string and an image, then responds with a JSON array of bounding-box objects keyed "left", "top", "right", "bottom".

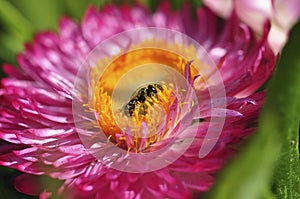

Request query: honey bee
[{"left": 124, "top": 84, "right": 163, "bottom": 117}]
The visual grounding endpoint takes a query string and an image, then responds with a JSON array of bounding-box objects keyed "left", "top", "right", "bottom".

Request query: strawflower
[
  {"left": 0, "top": 2, "right": 277, "bottom": 199},
  {"left": 203, "top": 0, "right": 300, "bottom": 54}
]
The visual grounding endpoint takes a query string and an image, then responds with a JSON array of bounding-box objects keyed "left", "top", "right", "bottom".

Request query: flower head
[
  {"left": 203, "top": 0, "right": 300, "bottom": 54},
  {"left": 0, "top": 2, "right": 276, "bottom": 198}
]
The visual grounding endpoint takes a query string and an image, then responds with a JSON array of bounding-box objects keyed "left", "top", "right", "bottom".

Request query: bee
[{"left": 124, "top": 84, "right": 163, "bottom": 117}]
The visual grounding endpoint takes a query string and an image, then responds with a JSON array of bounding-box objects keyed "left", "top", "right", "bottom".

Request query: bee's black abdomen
[
  {"left": 128, "top": 98, "right": 138, "bottom": 105},
  {"left": 124, "top": 99, "right": 138, "bottom": 116},
  {"left": 137, "top": 88, "right": 147, "bottom": 102},
  {"left": 124, "top": 83, "right": 163, "bottom": 117},
  {"left": 146, "top": 85, "right": 157, "bottom": 97}
]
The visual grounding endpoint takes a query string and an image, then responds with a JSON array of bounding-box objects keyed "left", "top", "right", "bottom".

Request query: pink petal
[{"left": 14, "top": 174, "right": 43, "bottom": 196}]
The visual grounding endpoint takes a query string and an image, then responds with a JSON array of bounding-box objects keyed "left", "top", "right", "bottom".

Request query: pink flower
[
  {"left": 0, "top": 2, "right": 276, "bottom": 199},
  {"left": 203, "top": 0, "right": 300, "bottom": 54}
]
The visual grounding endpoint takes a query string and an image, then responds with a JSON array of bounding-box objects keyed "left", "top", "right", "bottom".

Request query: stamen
[{"left": 92, "top": 48, "right": 198, "bottom": 152}]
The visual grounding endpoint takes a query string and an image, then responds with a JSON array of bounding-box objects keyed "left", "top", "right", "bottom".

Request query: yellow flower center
[{"left": 92, "top": 47, "right": 198, "bottom": 152}]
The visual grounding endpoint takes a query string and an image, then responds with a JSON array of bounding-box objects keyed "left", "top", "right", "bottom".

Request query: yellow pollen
[{"left": 92, "top": 48, "right": 198, "bottom": 151}]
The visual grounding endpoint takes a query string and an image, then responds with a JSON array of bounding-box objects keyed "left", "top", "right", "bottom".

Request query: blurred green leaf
[
  {"left": 0, "top": 45, "right": 17, "bottom": 66},
  {"left": 271, "top": 22, "right": 300, "bottom": 199},
  {"left": 146, "top": 0, "right": 160, "bottom": 11},
  {"left": 0, "top": 0, "right": 34, "bottom": 64},
  {"left": 63, "top": 0, "right": 101, "bottom": 21},
  {"left": 0, "top": 31, "right": 24, "bottom": 54},
  {"left": 0, "top": 0, "right": 34, "bottom": 40},
  {"left": 190, "top": 0, "right": 203, "bottom": 7},
  {"left": 146, "top": 0, "right": 203, "bottom": 11},
  {"left": 170, "top": 0, "right": 183, "bottom": 10},
  {"left": 204, "top": 22, "right": 300, "bottom": 199},
  {"left": 63, "top": 0, "right": 117, "bottom": 21},
  {"left": 0, "top": 0, "right": 34, "bottom": 68},
  {"left": 9, "top": 0, "right": 65, "bottom": 31}
]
